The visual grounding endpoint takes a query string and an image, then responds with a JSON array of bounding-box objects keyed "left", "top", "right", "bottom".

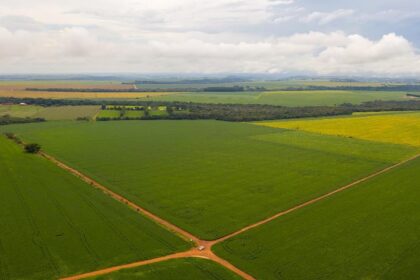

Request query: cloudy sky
[{"left": 1, "top": 0, "right": 420, "bottom": 75}]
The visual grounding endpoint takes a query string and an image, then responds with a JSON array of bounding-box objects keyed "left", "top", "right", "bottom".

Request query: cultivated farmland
[
  {"left": 0, "top": 105, "right": 100, "bottom": 120},
  {"left": 2, "top": 120, "right": 417, "bottom": 240},
  {"left": 33, "top": 106, "right": 100, "bottom": 120},
  {"left": 213, "top": 157, "right": 420, "bottom": 280},
  {"left": 0, "top": 105, "right": 44, "bottom": 118},
  {"left": 89, "top": 258, "right": 242, "bottom": 280},
  {"left": 0, "top": 137, "right": 190, "bottom": 280},
  {"left": 257, "top": 111, "right": 420, "bottom": 147},
  {"left": 139, "top": 90, "right": 408, "bottom": 106}
]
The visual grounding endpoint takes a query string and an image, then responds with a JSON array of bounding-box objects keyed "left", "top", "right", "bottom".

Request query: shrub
[{"left": 24, "top": 143, "right": 41, "bottom": 154}]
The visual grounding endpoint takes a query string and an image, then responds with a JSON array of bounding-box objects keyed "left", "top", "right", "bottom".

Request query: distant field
[
  {"left": 34, "top": 106, "right": 100, "bottom": 120},
  {"left": 214, "top": 157, "right": 420, "bottom": 280},
  {"left": 0, "top": 105, "right": 100, "bottom": 120},
  {"left": 134, "top": 80, "right": 391, "bottom": 90},
  {"left": 89, "top": 258, "right": 242, "bottom": 280},
  {"left": 0, "top": 80, "right": 412, "bottom": 105},
  {"left": 141, "top": 90, "right": 408, "bottom": 106},
  {"left": 0, "top": 90, "right": 176, "bottom": 99},
  {"left": 96, "top": 110, "right": 121, "bottom": 118},
  {"left": 0, "top": 80, "right": 133, "bottom": 91},
  {"left": 2, "top": 121, "right": 417, "bottom": 240},
  {"left": 0, "top": 105, "right": 44, "bottom": 117},
  {"left": 123, "top": 110, "right": 144, "bottom": 118},
  {"left": 0, "top": 137, "right": 189, "bottom": 280},
  {"left": 256, "top": 112, "right": 420, "bottom": 147}
]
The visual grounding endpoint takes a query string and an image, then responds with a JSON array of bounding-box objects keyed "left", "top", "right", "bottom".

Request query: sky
[{"left": 0, "top": 0, "right": 420, "bottom": 76}]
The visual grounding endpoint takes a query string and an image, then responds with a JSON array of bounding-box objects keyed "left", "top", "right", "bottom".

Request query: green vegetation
[
  {"left": 0, "top": 105, "right": 43, "bottom": 118},
  {"left": 213, "top": 157, "right": 420, "bottom": 280},
  {"left": 24, "top": 143, "right": 41, "bottom": 153},
  {"left": 33, "top": 106, "right": 100, "bottom": 120},
  {"left": 96, "top": 110, "right": 121, "bottom": 119},
  {"left": 0, "top": 115, "right": 45, "bottom": 126},
  {"left": 0, "top": 104, "right": 99, "bottom": 120},
  {"left": 0, "top": 136, "right": 190, "bottom": 280},
  {"left": 2, "top": 121, "right": 416, "bottom": 240},
  {"left": 96, "top": 106, "right": 169, "bottom": 120},
  {"left": 139, "top": 90, "right": 408, "bottom": 106},
  {"left": 89, "top": 258, "right": 242, "bottom": 280}
]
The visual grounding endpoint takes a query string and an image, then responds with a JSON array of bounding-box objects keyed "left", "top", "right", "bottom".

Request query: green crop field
[
  {"left": 0, "top": 105, "right": 100, "bottom": 120},
  {"left": 2, "top": 121, "right": 416, "bottom": 240},
  {"left": 89, "top": 258, "right": 242, "bottom": 280},
  {"left": 0, "top": 105, "right": 44, "bottom": 118},
  {"left": 0, "top": 137, "right": 189, "bottom": 280},
  {"left": 33, "top": 106, "right": 100, "bottom": 120},
  {"left": 96, "top": 110, "right": 121, "bottom": 118},
  {"left": 140, "top": 90, "right": 408, "bottom": 106},
  {"left": 123, "top": 110, "right": 144, "bottom": 118},
  {"left": 214, "top": 157, "right": 420, "bottom": 280}
]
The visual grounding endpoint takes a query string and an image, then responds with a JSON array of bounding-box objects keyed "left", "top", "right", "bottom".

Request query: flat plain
[
  {"left": 0, "top": 105, "right": 100, "bottom": 120},
  {"left": 140, "top": 90, "right": 408, "bottom": 106},
  {"left": 2, "top": 120, "right": 417, "bottom": 240},
  {"left": 0, "top": 137, "right": 190, "bottom": 280},
  {"left": 213, "top": 157, "right": 420, "bottom": 280}
]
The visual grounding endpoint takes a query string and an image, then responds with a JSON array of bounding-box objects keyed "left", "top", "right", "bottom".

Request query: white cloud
[
  {"left": 302, "top": 9, "right": 355, "bottom": 25},
  {"left": 0, "top": 0, "right": 419, "bottom": 75},
  {"left": 1, "top": 25, "right": 419, "bottom": 75}
]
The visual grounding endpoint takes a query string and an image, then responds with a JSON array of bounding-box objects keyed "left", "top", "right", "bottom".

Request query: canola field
[{"left": 257, "top": 112, "right": 420, "bottom": 147}]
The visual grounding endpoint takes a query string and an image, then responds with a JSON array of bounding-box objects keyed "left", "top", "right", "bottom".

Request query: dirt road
[{"left": 46, "top": 149, "right": 418, "bottom": 280}]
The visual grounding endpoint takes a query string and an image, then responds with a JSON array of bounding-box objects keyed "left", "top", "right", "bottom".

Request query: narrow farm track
[
  {"left": 211, "top": 153, "right": 420, "bottom": 244},
  {"left": 40, "top": 152, "right": 201, "bottom": 245},
  {"left": 42, "top": 149, "right": 419, "bottom": 280}
]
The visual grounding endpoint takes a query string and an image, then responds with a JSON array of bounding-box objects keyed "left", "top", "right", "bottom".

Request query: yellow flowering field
[{"left": 256, "top": 112, "right": 420, "bottom": 147}]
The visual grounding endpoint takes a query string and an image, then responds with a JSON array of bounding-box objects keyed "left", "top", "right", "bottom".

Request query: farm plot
[
  {"left": 0, "top": 104, "right": 43, "bottom": 118},
  {"left": 0, "top": 137, "right": 189, "bottom": 280},
  {"left": 0, "top": 105, "right": 100, "bottom": 120},
  {"left": 257, "top": 111, "right": 420, "bottom": 147},
  {"left": 140, "top": 90, "right": 407, "bottom": 106},
  {"left": 89, "top": 258, "right": 242, "bottom": 280},
  {"left": 33, "top": 106, "right": 100, "bottom": 120},
  {"left": 2, "top": 120, "right": 417, "bottom": 240},
  {"left": 213, "top": 157, "right": 420, "bottom": 280},
  {"left": 96, "top": 110, "right": 121, "bottom": 118}
]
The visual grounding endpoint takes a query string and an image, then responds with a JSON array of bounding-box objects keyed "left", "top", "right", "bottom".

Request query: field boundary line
[
  {"left": 212, "top": 153, "right": 420, "bottom": 243},
  {"left": 34, "top": 142, "right": 417, "bottom": 280},
  {"left": 39, "top": 152, "right": 202, "bottom": 245},
  {"left": 37, "top": 150, "right": 255, "bottom": 279},
  {"left": 61, "top": 250, "right": 198, "bottom": 280},
  {"left": 60, "top": 247, "right": 255, "bottom": 280}
]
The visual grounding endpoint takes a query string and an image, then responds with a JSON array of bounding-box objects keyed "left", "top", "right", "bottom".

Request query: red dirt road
[{"left": 46, "top": 149, "right": 418, "bottom": 280}]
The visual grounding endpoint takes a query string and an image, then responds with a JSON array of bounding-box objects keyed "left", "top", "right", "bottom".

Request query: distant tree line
[
  {"left": 278, "top": 85, "right": 420, "bottom": 92},
  {"left": 129, "top": 76, "right": 250, "bottom": 84},
  {"left": 0, "top": 115, "right": 45, "bottom": 126},
  {"left": 1, "top": 97, "right": 419, "bottom": 122},
  {"left": 25, "top": 84, "right": 420, "bottom": 93},
  {"left": 25, "top": 86, "right": 258, "bottom": 92},
  {"left": 407, "top": 93, "right": 420, "bottom": 98}
]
